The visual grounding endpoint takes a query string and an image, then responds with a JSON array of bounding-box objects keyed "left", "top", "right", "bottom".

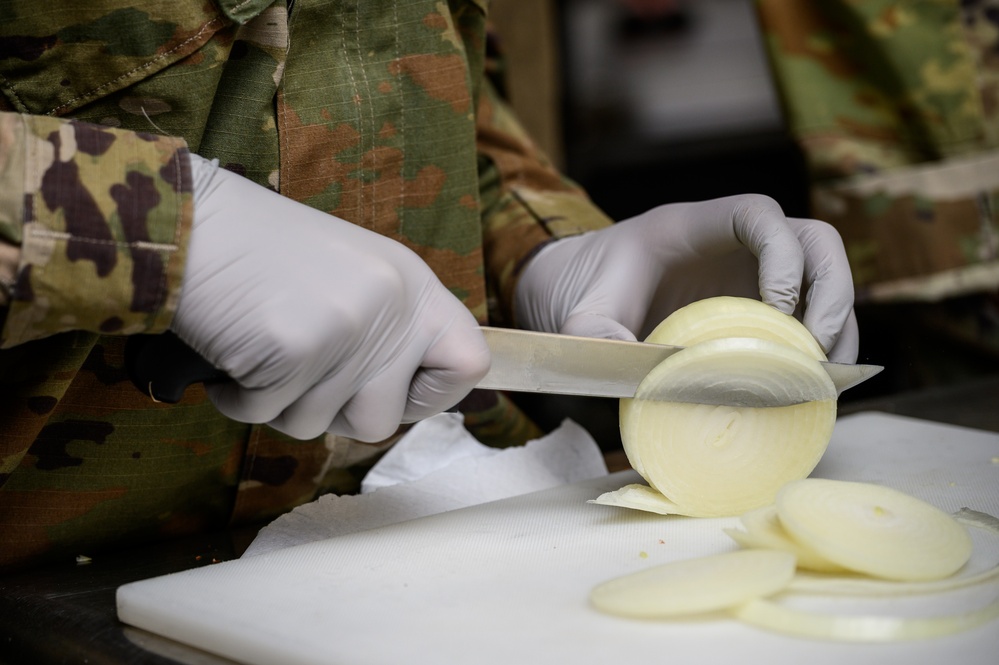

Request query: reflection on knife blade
[{"left": 475, "top": 327, "right": 883, "bottom": 404}]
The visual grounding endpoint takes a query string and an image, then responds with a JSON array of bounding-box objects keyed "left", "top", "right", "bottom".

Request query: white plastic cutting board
[{"left": 117, "top": 413, "right": 999, "bottom": 665}]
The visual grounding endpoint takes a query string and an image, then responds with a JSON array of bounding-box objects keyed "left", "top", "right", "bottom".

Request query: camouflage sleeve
[
  {"left": 477, "top": 78, "right": 613, "bottom": 326},
  {"left": 0, "top": 112, "right": 192, "bottom": 347}
]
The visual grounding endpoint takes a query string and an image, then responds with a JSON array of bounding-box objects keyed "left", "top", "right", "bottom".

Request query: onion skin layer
[{"left": 641, "top": 297, "right": 827, "bottom": 362}]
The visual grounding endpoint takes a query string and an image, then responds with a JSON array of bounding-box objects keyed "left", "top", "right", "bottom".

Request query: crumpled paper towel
[{"left": 243, "top": 412, "right": 609, "bottom": 557}]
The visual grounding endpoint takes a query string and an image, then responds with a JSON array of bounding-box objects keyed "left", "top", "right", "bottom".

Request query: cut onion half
[
  {"left": 776, "top": 479, "right": 974, "bottom": 582},
  {"left": 590, "top": 549, "right": 796, "bottom": 619},
  {"left": 619, "top": 338, "right": 836, "bottom": 517}
]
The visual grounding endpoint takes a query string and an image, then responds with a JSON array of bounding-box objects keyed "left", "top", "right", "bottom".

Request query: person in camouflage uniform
[
  {"left": 756, "top": 0, "right": 999, "bottom": 388},
  {"left": 0, "top": 0, "right": 858, "bottom": 571}
]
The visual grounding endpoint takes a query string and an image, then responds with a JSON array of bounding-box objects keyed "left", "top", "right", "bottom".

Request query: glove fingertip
[
  {"left": 823, "top": 310, "right": 860, "bottom": 364},
  {"left": 760, "top": 292, "right": 797, "bottom": 317}
]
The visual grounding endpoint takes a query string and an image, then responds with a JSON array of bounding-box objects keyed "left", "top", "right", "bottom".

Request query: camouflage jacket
[
  {"left": 756, "top": 0, "right": 999, "bottom": 301},
  {"left": 0, "top": 0, "right": 613, "bottom": 570}
]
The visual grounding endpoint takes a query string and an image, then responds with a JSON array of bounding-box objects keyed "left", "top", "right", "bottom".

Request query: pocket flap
[{"left": 0, "top": 2, "right": 246, "bottom": 116}]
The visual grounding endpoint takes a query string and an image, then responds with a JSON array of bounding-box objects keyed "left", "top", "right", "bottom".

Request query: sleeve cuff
[
  {"left": 0, "top": 114, "right": 193, "bottom": 347},
  {"left": 484, "top": 187, "right": 612, "bottom": 325}
]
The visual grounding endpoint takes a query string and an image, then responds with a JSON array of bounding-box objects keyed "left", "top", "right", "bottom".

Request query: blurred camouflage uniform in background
[
  {"left": 756, "top": 0, "right": 999, "bottom": 389},
  {"left": 0, "top": 0, "right": 613, "bottom": 570}
]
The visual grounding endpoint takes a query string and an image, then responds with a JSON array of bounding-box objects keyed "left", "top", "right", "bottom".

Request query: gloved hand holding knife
[{"left": 159, "top": 153, "right": 490, "bottom": 442}]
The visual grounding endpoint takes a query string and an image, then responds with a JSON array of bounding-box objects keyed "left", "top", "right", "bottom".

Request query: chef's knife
[
  {"left": 477, "top": 327, "right": 881, "bottom": 401},
  {"left": 125, "top": 327, "right": 882, "bottom": 405}
]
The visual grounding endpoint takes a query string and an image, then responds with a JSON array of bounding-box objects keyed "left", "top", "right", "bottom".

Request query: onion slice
[
  {"left": 776, "top": 479, "right": 973, "bottom": 581},
  {"left": 631, "top": 337, "right": 836, "bottom": 408},
  {"left": 789, "top": 507, "right": 999, "bottom": 596},
  {"left": 790, "top": 563, "right": 999, "bottom": 597},
  {"left": 590, "top": 550, "right": 797, "bottom": 619},
  {"left": 724, "top": 505, "right": 847, "bottom": 573},
  {"left": 732, "top": 595, "right": 999, "bottom": 642}
]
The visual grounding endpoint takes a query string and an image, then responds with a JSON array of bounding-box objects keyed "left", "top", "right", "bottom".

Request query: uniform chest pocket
[{"left": 0, "top": 0, "right": 274, "bottom": 117}]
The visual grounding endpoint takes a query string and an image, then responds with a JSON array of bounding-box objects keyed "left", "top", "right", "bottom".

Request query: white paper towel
[{"left": 243, "top": 413, "right": 609, "bottom": 557}]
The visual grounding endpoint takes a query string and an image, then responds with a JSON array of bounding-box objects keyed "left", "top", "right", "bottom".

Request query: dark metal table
[
  {"left": 3, "top": 375, "right": 998, "bottom": 665},
  {"left": 0, "top": 528, "right": 259, "bottom": 665}
]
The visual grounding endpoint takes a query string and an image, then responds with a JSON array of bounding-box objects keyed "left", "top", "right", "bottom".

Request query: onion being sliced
[
  {"left": 776, "top": 479, "right": 974, "bottom": 582},
  {"left": 612, "top": 296, "right": 838, "bottom": 518},
  {"left": 620, "top": 337, "right": 836, "bottom": 517},
  {"left": 590, "top": 550, "right": 796, "bottom": 619}
]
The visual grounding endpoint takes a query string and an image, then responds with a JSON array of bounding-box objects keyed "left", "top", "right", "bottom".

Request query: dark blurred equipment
[{"left": 558, "top": 0, "right": 809, "bottom": 219}]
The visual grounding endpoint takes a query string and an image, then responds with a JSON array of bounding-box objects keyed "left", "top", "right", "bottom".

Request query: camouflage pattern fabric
[
  {"left": 756, "top": 0, "right": 999, "bottom": 300},
  {"left": 0, "top": 114, "right": 191, "bottom": 344},
  {"left": 0, "top": 0, "right": 612, "bottom": 570}
]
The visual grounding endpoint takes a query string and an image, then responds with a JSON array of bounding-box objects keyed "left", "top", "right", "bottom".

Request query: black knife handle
[{"left": 124, "top": 332, "right": 230, "bottom": 403}]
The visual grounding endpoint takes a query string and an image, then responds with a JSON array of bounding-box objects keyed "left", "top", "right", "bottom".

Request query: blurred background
[{"left": 490, "top": 0, "right": 999, "bottom": 447}]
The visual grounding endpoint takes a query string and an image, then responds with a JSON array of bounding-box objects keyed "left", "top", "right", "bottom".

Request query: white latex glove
[
  {"left": 515, "top": 194, "right": 859, "bottom": 363},
  {"left": 171, "top": 154, "right": 490, "bottom": 442}
]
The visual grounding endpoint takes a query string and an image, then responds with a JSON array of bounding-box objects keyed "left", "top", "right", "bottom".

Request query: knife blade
[
  {"left": 124, "top": 327, "right": 883, "bottom": 406},
  {"left": 476, "top": 326, "right": 882, "bottom": 402}
]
